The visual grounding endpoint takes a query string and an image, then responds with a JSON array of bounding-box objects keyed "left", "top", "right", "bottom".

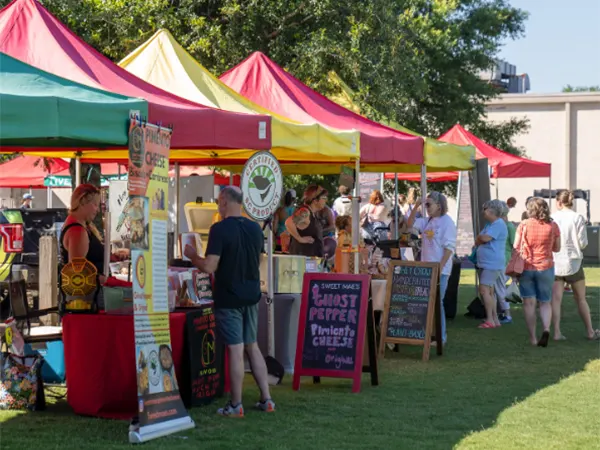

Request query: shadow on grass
[{"left": 1, "top": 277, "right": 599, "bottom": 450}]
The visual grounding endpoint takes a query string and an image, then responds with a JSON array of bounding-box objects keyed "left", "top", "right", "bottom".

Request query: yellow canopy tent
[
  {"left": 117, "top": 29, "right": 359, "bottom": 166},
  {"left": 327, "top": 71, "right": 475, "bottom": 172}
]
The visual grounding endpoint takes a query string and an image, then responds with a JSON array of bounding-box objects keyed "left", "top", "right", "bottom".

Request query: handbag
[
  {"left": 506, "top": 224, "right": 528, "bottom": 277},
  {"left": 0, "top": 353, "right": 46, "bottom": 411}
]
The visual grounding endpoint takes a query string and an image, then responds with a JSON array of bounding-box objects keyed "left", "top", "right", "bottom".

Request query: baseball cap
[{"left": 23, "top": 193, "right": 34, "bottom": 200}]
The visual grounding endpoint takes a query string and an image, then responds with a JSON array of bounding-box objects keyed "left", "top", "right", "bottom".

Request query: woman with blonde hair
[
  {"left": 515, "top": 198, "right": 561, "bottom": 347},
  {"left": 359, "top": 190, "right": 389, "bottom": 241},
  {"left": 61, "top": 184, "right": 106, "bottom": 283},
  {"left": 551, "top": 190, "right": 599, "bottom": 340}
]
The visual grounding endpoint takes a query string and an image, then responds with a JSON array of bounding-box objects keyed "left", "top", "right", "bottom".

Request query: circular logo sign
[
  {"left": 241, "top": 151, "right": 283, "bottom": 221},
  {"left": 135, "top": 254, "right": 146, "bottom": 289}
]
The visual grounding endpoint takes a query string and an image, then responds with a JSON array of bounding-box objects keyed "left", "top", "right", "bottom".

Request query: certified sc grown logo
[{"left": 240, "top": 151, "right": 283, "bottom": 221}]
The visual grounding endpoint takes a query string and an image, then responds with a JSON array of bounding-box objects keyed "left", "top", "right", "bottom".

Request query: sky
[{"left": 500, "top": 0, "right": 600, "bottom": 94}]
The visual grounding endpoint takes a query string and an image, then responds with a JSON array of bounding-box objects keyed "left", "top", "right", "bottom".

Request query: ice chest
[
  {"left": 24, "top": 341, "right": 66, "bottom": 384},
  {"left": 103, "top": 286, "right": 133, "bottom": 314},
  {"left": 260, "top": 255, "right": 319, "bottom": 294}
]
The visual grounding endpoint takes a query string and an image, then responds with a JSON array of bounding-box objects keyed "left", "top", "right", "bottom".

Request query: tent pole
[
  {"left": 75, "top": 156, "right": 81, "bottom": 188},
  {"left": 353, "top": 159, "right": 361, "bottom": 274},
  {"left": 174, "top": 162, "right": 180, "bottom": 258},
  {"left": 548, "top": 173, "right": 552, "bottom": 212},
  {"left": 420, "top": 165, "right": 427, "bottom": 217},
  {"left": 47, "top": 187, "right": 52, "bottom": 208},
  {"left": 104, "top": 211, "right": 111, "bottom": 278},
  {"left": 495, "top": 177, "right": 499, "bottom": 200},
  {"left": 229, "top": 173, "right": 233, "bottom": 186},
  {"left": 394, "top": 173, "right": 399, "bottom": 238}
]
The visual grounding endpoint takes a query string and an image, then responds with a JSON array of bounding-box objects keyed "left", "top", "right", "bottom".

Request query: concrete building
[{"left": 485, "top": 92, "right": 600, "bottom": 223}]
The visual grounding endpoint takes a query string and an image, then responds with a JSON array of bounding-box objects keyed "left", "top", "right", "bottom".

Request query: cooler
[
  {"left": 184, "top": 202, "right": 263, "bottom": 255},
  {"left": 24, "top": 340, "right": 66, "bottom": 384},
  {"left": 259, "top": 254, "right": 320, "bottom": 294},
  {"left": 184, "top": 202, "right": 218, "bottom": 255}
]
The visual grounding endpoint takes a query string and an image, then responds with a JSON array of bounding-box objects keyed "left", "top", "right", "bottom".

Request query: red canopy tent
[
  {"left": 220, "top": 52, "right": 424, "bottom": 168},
  {"left": 385, "top": 124, "right": 551, "bottom": 182},
  {"left": 0, "top": 155, "right": 69, "bottom": 188},
  {"left": 0, "top": 0, "right": 271, "bottom": 153}
]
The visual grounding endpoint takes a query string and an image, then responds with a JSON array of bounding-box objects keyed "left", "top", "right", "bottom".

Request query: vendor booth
[{"left": 1, "top": 0, "right": 475, "bottom": 436}]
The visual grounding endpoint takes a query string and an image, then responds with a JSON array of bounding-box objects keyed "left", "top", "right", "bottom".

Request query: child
[{"left": 335, "top": 215, "right": 352, "bottom": 248}]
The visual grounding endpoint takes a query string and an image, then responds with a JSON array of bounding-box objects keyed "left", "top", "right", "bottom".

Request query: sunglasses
[{"left": 425, "top": 202, "right": 434, "bottom": 208}]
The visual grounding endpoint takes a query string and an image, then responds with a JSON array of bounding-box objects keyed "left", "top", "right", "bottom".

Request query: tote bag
[{"left": 506, "top": 224, "right": 528, "bottom": 277}]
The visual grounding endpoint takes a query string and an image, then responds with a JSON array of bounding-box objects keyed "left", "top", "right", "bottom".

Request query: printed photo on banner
[{"left": 129, "top": 195, "right": 149, "bottom": 250}]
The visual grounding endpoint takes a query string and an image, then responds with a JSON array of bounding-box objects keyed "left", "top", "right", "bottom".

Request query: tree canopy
[
  {"left": 0, "top": 0, "right": 531, "bottom": 197},
  {"left": 563, "top": 85, "right": 600, "bottom": 92}
]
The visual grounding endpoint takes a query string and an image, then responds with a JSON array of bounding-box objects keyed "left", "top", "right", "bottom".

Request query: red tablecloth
[{"left": 63, "top": 313, "right": 186, "bottom": 419}]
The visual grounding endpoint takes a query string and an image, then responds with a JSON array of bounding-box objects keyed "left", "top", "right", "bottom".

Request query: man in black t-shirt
[{"left": 184, "top": 186, "right": 275, "bottom": 418}]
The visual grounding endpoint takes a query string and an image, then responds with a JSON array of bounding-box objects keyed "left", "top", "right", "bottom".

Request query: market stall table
[{"left": 63, "top": 312, "right": 188, "bottom": 419}]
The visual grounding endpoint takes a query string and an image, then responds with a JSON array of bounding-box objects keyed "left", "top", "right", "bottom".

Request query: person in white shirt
[
  {"left": 407, "top": 192, "right": 457, "bottom": 344},
  {"left": 332, "top": 185, "right": 353, "bottom": 218},
  {"left": 551, "top": 190, "right": 599, "bottom": 340}
]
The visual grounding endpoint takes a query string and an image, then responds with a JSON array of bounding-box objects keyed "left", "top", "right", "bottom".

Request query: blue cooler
[{"left": 24, "top": 341, "right": 66, "bottom": 384}]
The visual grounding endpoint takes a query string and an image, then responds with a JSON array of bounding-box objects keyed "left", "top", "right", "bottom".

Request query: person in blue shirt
[{"left": 475, "top": 199, "right": 508, "bottom": 329}]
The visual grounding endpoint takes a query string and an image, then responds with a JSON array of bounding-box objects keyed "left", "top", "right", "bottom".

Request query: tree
[
  {"left": 0, "top": 0, "right": 530, "bottom": 199},
  {"left": 563, "top": 85, "right": 600, "bottom": 92}
]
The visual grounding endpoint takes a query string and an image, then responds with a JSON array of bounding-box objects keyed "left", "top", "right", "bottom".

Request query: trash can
[
  {"left": 444, "top": 258, "right": 462, "bottom": 319},
  {"left": 252, "top": 293, "right": 299, "bottom": 374}
]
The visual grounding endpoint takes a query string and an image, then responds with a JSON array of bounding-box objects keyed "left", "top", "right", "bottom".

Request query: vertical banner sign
[
  {"left": 128, "top": 117, "right": 194, "bottom": 444},
  {"left": 108, "top": 180, "right": 129, "bottom": 243}
]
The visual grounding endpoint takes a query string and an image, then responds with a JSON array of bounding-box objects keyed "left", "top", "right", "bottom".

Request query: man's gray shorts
[{"left": 214, "top": 304, "right": 259, "bottom": 346}]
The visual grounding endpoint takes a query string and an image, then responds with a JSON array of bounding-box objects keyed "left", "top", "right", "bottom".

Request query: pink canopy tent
[
  {"left": 220, "top": 52, "right": 424, "bottom": 168},
  {"left": 385, "top": 124, "right": 551, "bottom": 182},
  {"left": 0, "top": 0, "right": 271, "bottom": 155},
  {"left": 0, "top": 155, "right": 69, "bottom": 188}
]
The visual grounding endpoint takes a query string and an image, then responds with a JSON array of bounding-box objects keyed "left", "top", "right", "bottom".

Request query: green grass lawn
[{"left": 1, "top": 268, "right": 599, "bottom": 450}]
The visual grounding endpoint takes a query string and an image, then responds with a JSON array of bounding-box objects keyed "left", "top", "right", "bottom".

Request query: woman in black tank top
[
  {"left": 285, "top": 185, "right": 327, "bottom": 257},
  {"left": 61, "top": 184, "right": 105, "bottom": 278}
]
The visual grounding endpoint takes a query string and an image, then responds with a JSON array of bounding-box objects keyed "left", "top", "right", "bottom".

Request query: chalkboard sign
[
  {"left": 379, "top": 261, "right": 440, "bottom": 361},
  {"left": 293, "top": 273, "right": 371, "bottom": 393},
  {"left": 358, "top": 173, "right": 382, "bottom": 202},
  {"left": 185, "top": 306, "right": 224, "bottom": 406}
]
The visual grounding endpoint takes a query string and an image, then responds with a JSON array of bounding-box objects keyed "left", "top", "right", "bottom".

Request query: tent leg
[
  {"left": 394, "top": 173, "right": 399, "bottom": 238},
  {"left": 174, "top": 162, "right": 180, "bottom": 258},
  {"left": 495, "top": 178, "right": 499, "bottom": 200},
  {"left": 46, "top": 187, "right": 52, "bottom": 208},
  {"left": 353, "top": 160, "right": 361, "bottom": 274},
  {"left": 229, "top": 173, "right": 234, "bottom": 186},
  {"left": 267, "top": 223, "right": 275, "bottom": 357}
]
